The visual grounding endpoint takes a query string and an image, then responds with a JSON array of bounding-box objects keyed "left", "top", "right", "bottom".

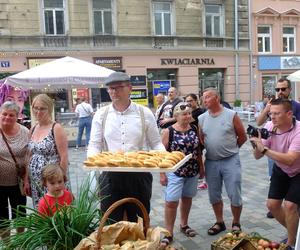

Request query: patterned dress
[
  {"left": 168, "top": 126, "right": 200, "bottom": 177},
  {"left": 28, "top": 123, "right": 60, "bottom": 207}
]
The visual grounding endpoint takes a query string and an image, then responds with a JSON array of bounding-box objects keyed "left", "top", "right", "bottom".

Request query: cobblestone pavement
[{"left": 27, "top": 120, "right": 288, "bottom": 249}]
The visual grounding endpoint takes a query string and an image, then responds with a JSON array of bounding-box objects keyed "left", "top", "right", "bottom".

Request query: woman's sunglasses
[{"left": 179, "top": 104, "right": 190, "bottom": 110}]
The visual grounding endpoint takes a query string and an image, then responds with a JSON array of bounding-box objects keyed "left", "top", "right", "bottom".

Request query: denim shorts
[
  {"left": 165, "top": 173, "right": 199, "bottom": 202},
  {"left": 205, "top": 153, "right": 242, "bottom": 206}
]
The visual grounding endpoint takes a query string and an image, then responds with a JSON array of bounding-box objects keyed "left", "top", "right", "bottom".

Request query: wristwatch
[{"left": 261, "top": 147, "right": 268, "bottom": 155}]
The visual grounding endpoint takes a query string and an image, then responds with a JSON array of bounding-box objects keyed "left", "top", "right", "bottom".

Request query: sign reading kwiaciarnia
[{"left": 161, "top": 58, "right": 215, "bottom": 65}]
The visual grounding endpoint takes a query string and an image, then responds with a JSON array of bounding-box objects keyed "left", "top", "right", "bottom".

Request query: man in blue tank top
[{"left": 198, "top": 88, "right": 247, "bottom": 235}]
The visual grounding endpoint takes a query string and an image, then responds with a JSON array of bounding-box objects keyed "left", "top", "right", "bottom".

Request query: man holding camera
[
  {"left": 198, "top": 88, "right": 247, "bottom": 235},
  {"left": 256, "top": 78, "right": 300, "bottom": 219},
  {"left": 250, "top": 99, "right": 300, "bottom": 250}
]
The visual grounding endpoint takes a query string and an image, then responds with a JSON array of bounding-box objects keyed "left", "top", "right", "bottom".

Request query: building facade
[
  {"left": 252, "top": 0, "right": 300, "bottom": 101},
  {"left": 0, "top": 0, "right": 251, "bottom": 110}
]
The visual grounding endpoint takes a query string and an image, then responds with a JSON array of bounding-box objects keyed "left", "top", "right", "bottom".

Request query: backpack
[{"left": 156, "top": 98, "right": 182, "bottom": 129}]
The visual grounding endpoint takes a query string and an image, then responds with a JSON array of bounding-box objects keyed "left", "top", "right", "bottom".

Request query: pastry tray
[{"left": 83, "top": 153, "right": 192, "bottom": 172}]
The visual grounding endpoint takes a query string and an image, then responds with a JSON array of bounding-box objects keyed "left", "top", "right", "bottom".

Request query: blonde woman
[{"left": 26, "top": 94, "right": 69, "bottom": 207}]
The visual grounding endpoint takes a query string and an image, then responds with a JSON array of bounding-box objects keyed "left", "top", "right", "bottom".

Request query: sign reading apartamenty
[{"left": 94, "top": 57, "right": 122, "bottom": 70}]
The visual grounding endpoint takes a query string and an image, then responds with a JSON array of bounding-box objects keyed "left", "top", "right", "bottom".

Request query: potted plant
[{"left": 233, "top": 99, "right": 242, "bottom": 108}]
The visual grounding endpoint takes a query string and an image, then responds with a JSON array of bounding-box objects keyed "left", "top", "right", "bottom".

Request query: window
[
  {"left": 283, "top": 27, "right": 295, "bottom": 53},
  {"left": 205, "top": 5, "right": 223, "bottom": 37},
  {"left": 262, "top": 75, "right": 277, "bottom": 97},
  {"left": 153, "top": 2, "right": 172, "bottom": 36},
  {"left": 93, "top": 0, "right": 112, "bottom": 34},
  {"left": 257, "top": 26, "right": 271, "bottom": 53},
  {"left": 43, "top": 0, "right": 65, "bottom": 35}
]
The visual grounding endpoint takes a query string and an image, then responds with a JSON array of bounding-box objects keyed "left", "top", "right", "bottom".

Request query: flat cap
[{"left": 104, "top": 72, "right": 130, "bottom": 86}]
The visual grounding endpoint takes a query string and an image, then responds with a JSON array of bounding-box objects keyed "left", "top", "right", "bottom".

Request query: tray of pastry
[{"left": 83, "top": 151, "right": 192, "bottom": 172}]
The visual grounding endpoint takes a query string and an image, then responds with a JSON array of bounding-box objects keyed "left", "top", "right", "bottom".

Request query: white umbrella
[
  {"left": 287, "top": 70, "right": 300, "bottom": 82},
  {"left": 4, "top": 56, "right": 114, "bottom": 89}
]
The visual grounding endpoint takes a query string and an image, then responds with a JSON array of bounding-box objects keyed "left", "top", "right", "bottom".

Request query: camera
[{"left": 246, "top": 125, "right": 269, "bottom": 139}]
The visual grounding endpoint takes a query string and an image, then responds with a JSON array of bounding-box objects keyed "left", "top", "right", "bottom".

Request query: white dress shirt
[
  {"left": 87, "top": 102, "right": 164, "bottom": 157},
  {"left": 75, "top": 102, "right": 93, "bottom": 118}
]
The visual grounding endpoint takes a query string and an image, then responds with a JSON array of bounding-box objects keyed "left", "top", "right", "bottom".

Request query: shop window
[
  {"left": 262, "top": 75, "right": 277, "bottom": 97},
  {"left": 153, "top": 1, "right": 173, "bottom": 36},
  {"left": 204, "top": 4, "right": 223, "bottom": 37},
  {"left": 147, "top": 69, "right": 177, "bottom": 107},
  {"left": 199, "top": 69, "right": 224, "bottom": 99},
  {"left": 93, "top": 0, "right": 113, "bottom": 35},
  {"left": 91, "top": 88, "right": 111, "bottom": 108},
  {"left": 43, "top": 0, "right": 65, "bottom": 35},
  {"left": 257, "top": 26, "right": 271, "bottom": 53},
  {"left": 283, "top": 27, "right": 295, "bottom": 53}
]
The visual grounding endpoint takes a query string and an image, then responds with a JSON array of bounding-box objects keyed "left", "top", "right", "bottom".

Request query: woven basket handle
[{"left": 96, "top": 197, "right": 150, "bottom": 248}]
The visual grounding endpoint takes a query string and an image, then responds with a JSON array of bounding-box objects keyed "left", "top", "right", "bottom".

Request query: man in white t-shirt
[{"left": 75, "top": 97, "right": 94, "bottom": 149}]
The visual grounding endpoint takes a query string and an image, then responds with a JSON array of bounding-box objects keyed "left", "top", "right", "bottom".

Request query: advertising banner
[
  {"left": 152, "top": 80, "right": 171, "bottom": 107},
  {"left": 130, "top": 88, "right": 148, "bottom": 106},
  {"left": 130, "top": 75, "right": 146, "bottom": 87}
]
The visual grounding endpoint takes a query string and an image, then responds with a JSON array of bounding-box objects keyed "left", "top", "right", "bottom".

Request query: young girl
[{"left": 38, "top": 164, "right": 73, "bottom": 216}]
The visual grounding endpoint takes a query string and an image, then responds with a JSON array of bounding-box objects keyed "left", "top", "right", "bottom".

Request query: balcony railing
[
  {"left": 93, "top": 35, "right": 115, "bottom": 47},
  {"left": 153, "top": 36, "right": 175, "bottom": 48},
  {"left": 43, "top": 36, "right": 69, "bottom": 47},
  {"left": 204, "top": 37, "right": 225, "bottom": 48},
  {"left": 0, "top": 34, "right": 247, "bottom": 51}
]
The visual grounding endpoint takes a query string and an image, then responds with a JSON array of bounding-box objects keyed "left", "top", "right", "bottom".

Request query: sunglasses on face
[
  {"left": 275, "top": 87, "right": 288, "bottom": 92},
  {"left": 179, "top": 104, "right": 190, "bottom": 110}
]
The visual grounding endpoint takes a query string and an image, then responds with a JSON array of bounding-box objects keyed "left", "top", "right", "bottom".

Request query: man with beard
[{"left": 256, "top": 78, "right": 300, "bottom": 126}]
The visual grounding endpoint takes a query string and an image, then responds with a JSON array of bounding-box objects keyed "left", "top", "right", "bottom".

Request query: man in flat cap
[{"left": 88, "top": 72, "right": 164, "bottom": 222}]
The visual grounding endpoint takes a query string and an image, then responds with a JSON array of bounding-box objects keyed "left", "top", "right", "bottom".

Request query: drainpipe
[
  {"left": 234, "top": 0, "right": 239, "bottom": 100},
  {"left": 248, "top": 0, "right": 253, "bottom": 104}
]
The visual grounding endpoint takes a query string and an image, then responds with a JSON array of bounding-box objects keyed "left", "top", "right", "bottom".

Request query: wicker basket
[{"left": 95, "top": 197, "right": 150, "bottom": 249}]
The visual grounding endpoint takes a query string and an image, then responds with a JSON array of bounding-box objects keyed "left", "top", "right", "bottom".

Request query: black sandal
[
  {"left": 160, "top": 235, "right": 173, "bottom": 248},
  {"left": 180, "top": 225, "right": 197, "bottom": 237},
  {"left": 232, "top": 222, "right": 242, "bottom": 231},
  {"left": 207, "top": 221, "right": 226, "bottom": 235}
]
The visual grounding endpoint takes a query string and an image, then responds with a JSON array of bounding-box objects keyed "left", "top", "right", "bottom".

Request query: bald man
[{"left": 156, "top": 87, "right": 182, "bottom": 129}]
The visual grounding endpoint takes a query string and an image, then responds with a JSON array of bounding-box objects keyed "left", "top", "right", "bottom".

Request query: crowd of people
[{"left": 0, "top": 75, "right": 299, "bottom": 250}]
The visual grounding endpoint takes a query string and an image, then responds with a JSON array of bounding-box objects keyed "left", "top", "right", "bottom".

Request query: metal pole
[
  {"left": 235, "top": 0, "right": 239, "bottom": 100},
  {"left": 248, "top": 0, "right": 253, "bottom": 104}
]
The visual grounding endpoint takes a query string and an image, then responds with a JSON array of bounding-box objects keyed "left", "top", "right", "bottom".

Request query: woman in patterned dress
[
  {"left": 159, "top": 102, "right": 204, "bottom": 247},
  {"left": 0, "top": 101, "right": 29, "bottom": 239},
  {"left": 26, "top": 94, "right": 68, "bottom": 207}
]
